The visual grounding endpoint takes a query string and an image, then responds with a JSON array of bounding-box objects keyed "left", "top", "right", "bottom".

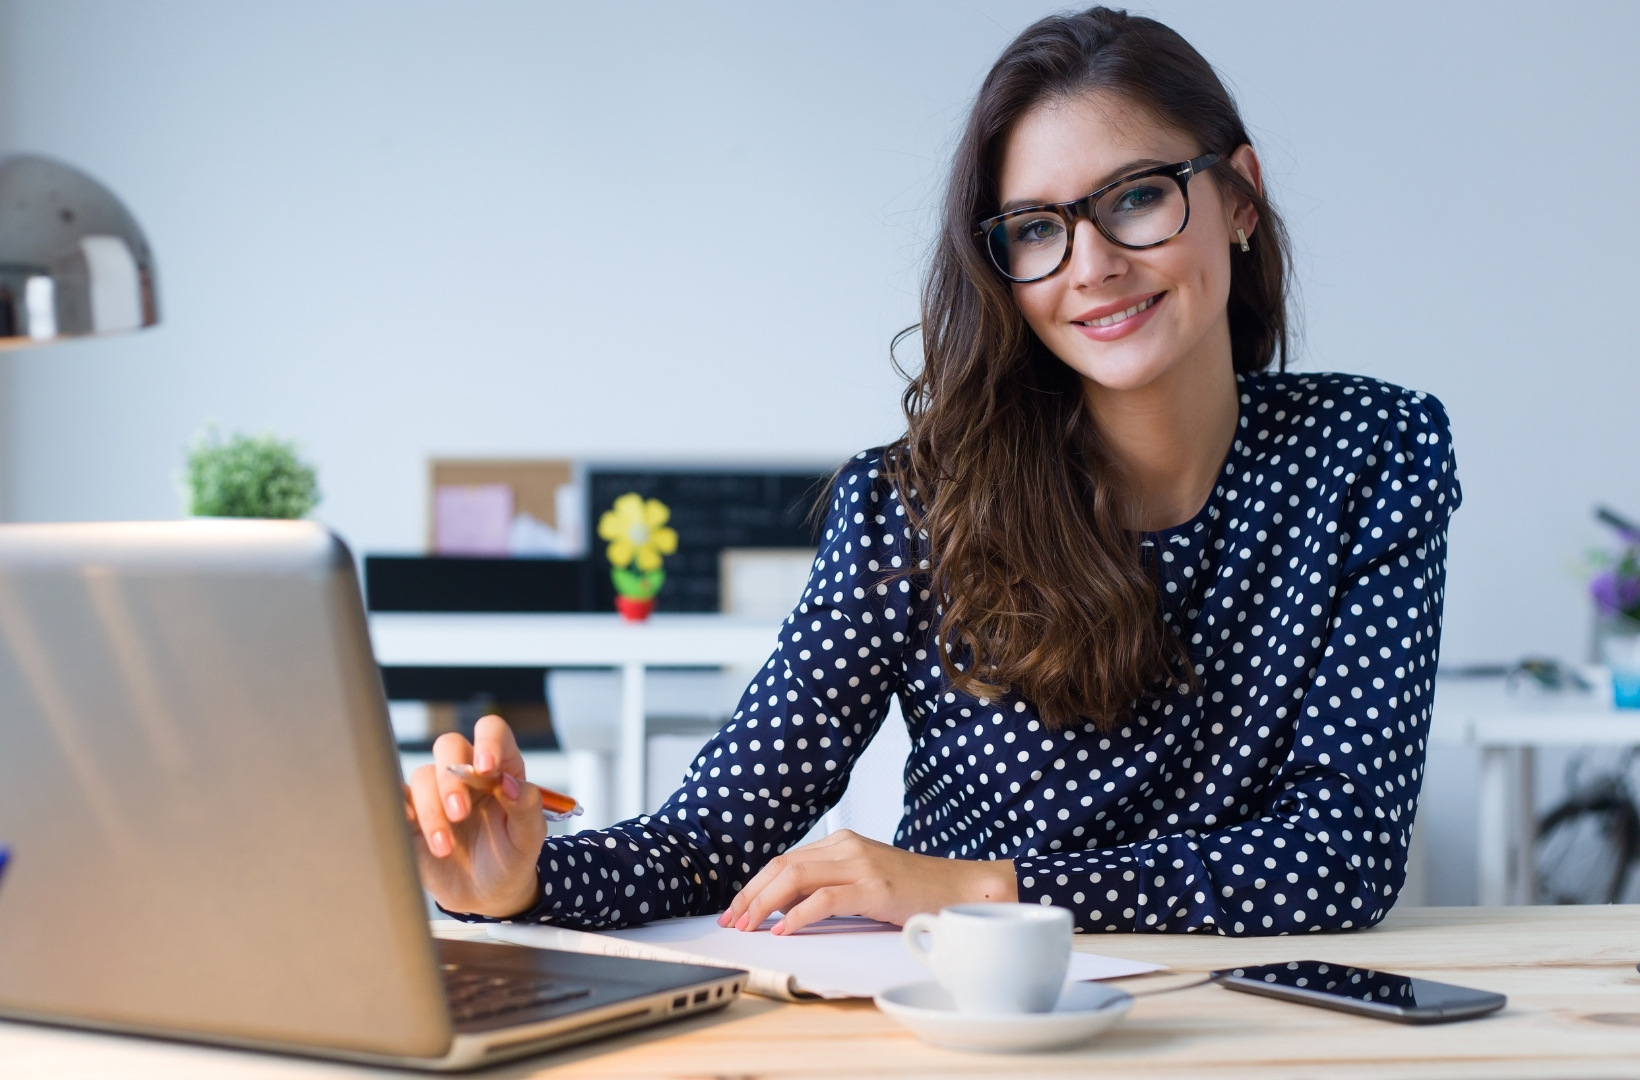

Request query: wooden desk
[{"left": 3, "top": 906, "right": 1638, "bottom": 1078}]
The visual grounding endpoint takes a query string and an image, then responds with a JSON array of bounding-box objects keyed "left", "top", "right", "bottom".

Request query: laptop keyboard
[{"left": 441, "top": 963, "right": 593, "bottom": 1025}]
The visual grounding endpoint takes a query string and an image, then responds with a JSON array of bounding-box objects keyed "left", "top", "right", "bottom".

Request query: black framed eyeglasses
[{"left": 974, "top": 153, "right": 1221, "bottom": 283}]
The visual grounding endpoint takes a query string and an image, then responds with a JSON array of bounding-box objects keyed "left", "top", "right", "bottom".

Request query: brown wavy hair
[{"left": 885, "top": 6, "right": 1292, "bottom": 731}]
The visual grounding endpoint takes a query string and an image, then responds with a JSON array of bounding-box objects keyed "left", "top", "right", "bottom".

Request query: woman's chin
[{"left": 1058, "top": 345, "right": 1180, "bottom": 396}]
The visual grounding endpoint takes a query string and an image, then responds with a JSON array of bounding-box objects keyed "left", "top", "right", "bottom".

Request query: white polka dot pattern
[{"left": 461, "top": 372, "right": 1459, "bottom": 937}]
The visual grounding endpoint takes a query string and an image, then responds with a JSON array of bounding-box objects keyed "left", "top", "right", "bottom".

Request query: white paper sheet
[{"left": 488, "top": 914, "right": 1164, "bottom": 1001}]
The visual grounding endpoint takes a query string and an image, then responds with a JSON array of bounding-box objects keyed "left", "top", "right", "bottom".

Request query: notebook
[{"left": 489, "top": 914, "right": 1164, "bottom": 1001}]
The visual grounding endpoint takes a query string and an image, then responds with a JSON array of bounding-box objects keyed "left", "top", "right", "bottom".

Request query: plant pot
[
  {"left": 1603, "top": 631, "right": 1640, "bottom": 710},
  {"left": 1595, "top": 613, "right": 1640, "bottom": 708},
  {"left": 615, "top": 595, "right": 655, "bottom": 622}
]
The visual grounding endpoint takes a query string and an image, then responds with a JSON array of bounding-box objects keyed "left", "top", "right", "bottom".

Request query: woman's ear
[{"left": 1225, "top": 143, "right": 1262, "bottom": 242}]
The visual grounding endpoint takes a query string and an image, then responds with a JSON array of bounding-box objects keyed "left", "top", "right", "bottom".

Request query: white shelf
[
  {"left": 1431, "top": 676, "right": 1640, "bottom": 746},
  {"left": 370, "top": 613, "right": 781, "bottom": 667}
]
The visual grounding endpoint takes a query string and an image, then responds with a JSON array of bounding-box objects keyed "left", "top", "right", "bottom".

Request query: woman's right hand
[{"left": 404, "top": 714, "right": 547, "bottom": 919}]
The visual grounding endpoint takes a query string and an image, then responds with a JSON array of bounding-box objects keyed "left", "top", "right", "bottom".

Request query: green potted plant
[{"left": 184, "top": 426, "right": 320, "bottom": 519}]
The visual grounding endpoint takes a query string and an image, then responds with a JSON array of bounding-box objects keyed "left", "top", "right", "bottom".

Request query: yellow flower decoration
[{"left": 598, "top": 492, "right": 678, "bottom": 573}]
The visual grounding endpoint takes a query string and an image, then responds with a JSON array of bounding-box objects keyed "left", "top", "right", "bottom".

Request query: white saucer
[{"left": 874, "top": 980, "right": 1133, "bottom": 1053}]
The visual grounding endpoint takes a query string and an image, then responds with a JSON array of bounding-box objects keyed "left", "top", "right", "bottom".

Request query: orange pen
[{"left": 444, "top": 763, "right": 583, "bottom": 821}]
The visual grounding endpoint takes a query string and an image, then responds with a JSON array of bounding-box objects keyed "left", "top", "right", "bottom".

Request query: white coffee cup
[{"left": 901, "top": 902, "right": 1073, "bottom": 1014}]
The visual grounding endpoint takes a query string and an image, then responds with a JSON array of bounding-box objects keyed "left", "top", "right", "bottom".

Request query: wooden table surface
[{"left": 4, "top": 906, "right": 1639, "bottom": 1079}]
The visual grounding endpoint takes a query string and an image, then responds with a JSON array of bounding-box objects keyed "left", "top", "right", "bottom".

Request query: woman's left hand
[{"left": 717, "top": 829, "right": 1018, "bottom": 935}]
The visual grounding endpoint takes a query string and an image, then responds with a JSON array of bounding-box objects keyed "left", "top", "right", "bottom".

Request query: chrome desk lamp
[{"left": 0, "top": 154, "right": 159, "bottom": 349}]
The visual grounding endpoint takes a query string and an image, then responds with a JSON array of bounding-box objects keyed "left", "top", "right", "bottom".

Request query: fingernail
[
  {"left": 476, "top": 752, "right": 495, "bottom": 773},
  {"left": 445, "top": 793, "right": 465, "bottom": 820},
  {"left": 735, "top": 913, "right": 750, "bottom": 931},
  {"left": 430, "top": 830, "right": 452, "bottom": 857},
  {"left": 771, "top": 920, "right": 786, "bottom": 935},
  {"left": 501, "top": 773, "right": 520, "bottom": 800}
]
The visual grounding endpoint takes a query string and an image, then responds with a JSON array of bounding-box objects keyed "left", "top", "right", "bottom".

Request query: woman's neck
[{"left": 1080, "top": 349, "right": 1240, "bottom": 533}]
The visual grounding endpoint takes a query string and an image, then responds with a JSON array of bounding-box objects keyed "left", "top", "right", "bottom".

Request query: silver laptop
[{"left": 0, "top": 520, "right": 744, "bottom": 1070}]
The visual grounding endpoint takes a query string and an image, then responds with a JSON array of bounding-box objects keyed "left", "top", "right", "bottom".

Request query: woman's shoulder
[
  {"left": 1235, "top": 370, "right": 1460, "bottom": 535},
  {"left": 815, "top": 446, "right": 922, "bottom": 549},
  {"left": 824, "top": 446, "right": 919, "bottom": 508},
  {"left": 1236, "top": 370, "right": 1452, "bottom": 450},
  {"left": 832, "top": 446, "right": 892, "bottom": 483}
]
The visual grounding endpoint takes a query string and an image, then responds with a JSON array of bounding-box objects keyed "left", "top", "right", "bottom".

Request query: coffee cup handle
[{"left": 902, "top": 912, "right": 938, "bottom": 970}]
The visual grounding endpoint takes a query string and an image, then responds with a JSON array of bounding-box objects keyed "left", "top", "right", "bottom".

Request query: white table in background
[
  {"left": 1430, "top": 675, "right": 1640, "bottom": 905},
  {"left": 369, "top": 613, "right": 781, "bottom": 824}
]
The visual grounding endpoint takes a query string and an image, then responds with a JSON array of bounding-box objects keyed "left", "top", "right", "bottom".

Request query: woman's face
[{"left": 997, "top": 91, "right": 1260, "bottom": 395}]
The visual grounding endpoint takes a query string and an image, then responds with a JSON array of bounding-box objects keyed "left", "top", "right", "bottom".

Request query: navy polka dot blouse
[{"left": 489, "top": 371, "right": 1460, "bottom": 936}]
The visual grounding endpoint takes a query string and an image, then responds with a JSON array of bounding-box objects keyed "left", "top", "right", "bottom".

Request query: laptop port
[
  {"left": 693, "top": 991, "right": 709, "bottom": 1005},
  {"left": 672, "top": 996, "right": 687, "bottom": 1010}
]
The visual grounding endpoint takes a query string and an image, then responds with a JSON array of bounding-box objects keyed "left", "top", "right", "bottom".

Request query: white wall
[
  {"left": 0, "top": 0, "right": 976, "bottom": 544},
  {"left": 3, "top": 0, "right": 1638, "bottom": 903}
]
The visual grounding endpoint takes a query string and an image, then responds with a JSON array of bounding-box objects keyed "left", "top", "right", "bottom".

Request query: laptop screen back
[{"left": 0, "top": 521, "right": 451, "bottom": 1058}]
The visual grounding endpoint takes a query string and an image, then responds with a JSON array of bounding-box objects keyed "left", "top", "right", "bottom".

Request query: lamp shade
[{"left": 0, "top": 154, "right": 159, "bottom": 349}]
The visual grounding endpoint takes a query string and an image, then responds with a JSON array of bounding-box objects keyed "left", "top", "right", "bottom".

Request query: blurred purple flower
[{"left": 1591, "top": 569, "right": 1640, "bottom": 615}]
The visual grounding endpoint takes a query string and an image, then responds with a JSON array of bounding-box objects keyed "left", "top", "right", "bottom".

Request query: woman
[{"left": 408, "top": 6, "right": 1459, "bottom": 937}]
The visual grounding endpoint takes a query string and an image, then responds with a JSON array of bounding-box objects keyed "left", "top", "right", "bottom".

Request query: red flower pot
[{"left": 615, "top": 595, "right": 655, "bottom": 622}]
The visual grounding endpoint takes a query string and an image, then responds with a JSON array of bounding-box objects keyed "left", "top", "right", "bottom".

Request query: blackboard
[
  {"left": 587, "top": 468, "right": 831, "bottom": 613},
  {"left": 365, "top": 555, "right": 592, "bottom": 612}
]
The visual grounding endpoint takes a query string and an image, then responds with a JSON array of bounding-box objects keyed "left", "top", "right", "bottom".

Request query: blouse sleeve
[
  {"left": 1014, "top": 391, "right": 1461, "bottom": 934},
  {"left": 479, "top": 452, "right": 919, "bottom": 929}
]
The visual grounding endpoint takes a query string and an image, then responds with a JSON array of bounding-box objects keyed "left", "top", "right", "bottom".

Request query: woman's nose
[{"left": 1065, "top": 218, "right": 1127, "bottom": 288}]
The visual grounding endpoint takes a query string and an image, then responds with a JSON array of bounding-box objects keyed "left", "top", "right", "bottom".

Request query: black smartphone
[{"left": 1212, "top": 961, "right": 1506, "bottom": 1024}]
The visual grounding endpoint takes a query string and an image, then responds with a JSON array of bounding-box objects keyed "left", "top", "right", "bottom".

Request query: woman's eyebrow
[{"left": 998, "top": 157, "right": 1173, "bottom": 213}]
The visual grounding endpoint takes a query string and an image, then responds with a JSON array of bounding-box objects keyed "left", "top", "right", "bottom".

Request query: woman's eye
[
  {"left": 1011, "top": 217, "right": 1063, "bottom": 245},
  {"left": 1113, "top": 184, "right": 1166, "bottom": 213}
]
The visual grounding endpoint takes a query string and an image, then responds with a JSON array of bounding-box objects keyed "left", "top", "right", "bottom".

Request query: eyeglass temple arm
[{"left": 1182, "top": 153, "right": 1221, "bottom": 176}]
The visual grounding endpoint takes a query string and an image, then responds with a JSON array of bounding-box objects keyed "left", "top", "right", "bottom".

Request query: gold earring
[{"left": 1236, "top": 228, "right": 1250, "bottom": 253}]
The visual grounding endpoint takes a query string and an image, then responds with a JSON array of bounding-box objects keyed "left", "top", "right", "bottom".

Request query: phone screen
[{"left": 1215, "top": 961, "right": 1506, "bottom": 1021}]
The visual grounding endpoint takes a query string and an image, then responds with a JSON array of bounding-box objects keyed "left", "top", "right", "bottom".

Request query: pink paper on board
[{"left": 434, "top": 483, "right": 513, "bottom": 555}]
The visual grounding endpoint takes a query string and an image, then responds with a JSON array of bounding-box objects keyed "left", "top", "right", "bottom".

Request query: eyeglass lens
[{"left": 985, "top": 173, "right": 1188, "bottom": 281}]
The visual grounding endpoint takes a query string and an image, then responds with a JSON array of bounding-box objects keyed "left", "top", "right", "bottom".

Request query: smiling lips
[{"left": 1072, "top": 291, "right": 1164, "bottom": 341}]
